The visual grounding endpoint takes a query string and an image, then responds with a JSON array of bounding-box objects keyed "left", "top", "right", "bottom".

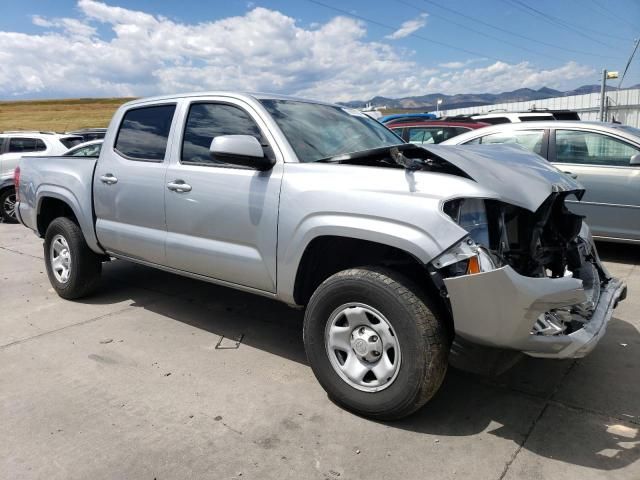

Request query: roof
[
  {"left": 386, "top": 120, "right": 490, "bottom": 129},
  {"left": 441, "top": 120, "right": 640, "bottom": 145},
  {"left": 0, "top": 131, "right": 82, "bottom": 138},
  {"left": 121, "top": 91, "right": 338, "bottom": 109},
  {"left": 379, "top": 113, "right": 438, "bottom": 123}
]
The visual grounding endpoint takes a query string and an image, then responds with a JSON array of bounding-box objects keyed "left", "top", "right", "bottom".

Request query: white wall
[{"left": 439, "top": 89, "right": 640, "bottom": 128}]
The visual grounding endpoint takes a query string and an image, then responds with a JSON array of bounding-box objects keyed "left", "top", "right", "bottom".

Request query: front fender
[{"left": 276, "top": 213, "right": 464, "bottom": 304}]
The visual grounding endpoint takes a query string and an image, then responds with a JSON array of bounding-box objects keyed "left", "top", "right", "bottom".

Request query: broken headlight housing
[
  {"left": 443, "top": 197, "right": 490, "bottom": 246},
  {"left": 436, "top": 198, "right": 502, "bottom": 276}
]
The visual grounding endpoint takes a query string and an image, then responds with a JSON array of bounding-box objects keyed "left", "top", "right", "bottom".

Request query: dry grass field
[
  {"left": 0, "top": 97, "right": 419, "bottom": 133},
  {"left": 0, "top": 98, "right": 133, "bottom": 132}
]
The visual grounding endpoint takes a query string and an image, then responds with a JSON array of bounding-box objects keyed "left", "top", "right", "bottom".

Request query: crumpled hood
[{"left": 423, "top": 144, "right": 584, "bottom": 212}]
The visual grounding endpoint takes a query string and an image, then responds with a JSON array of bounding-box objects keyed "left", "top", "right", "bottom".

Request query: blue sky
[{"left": 0, "top": 0, "right": 638, "bottom": 101}]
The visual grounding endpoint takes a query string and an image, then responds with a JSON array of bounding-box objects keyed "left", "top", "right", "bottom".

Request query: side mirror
[
  {"left": 210, "top": 135, "right": 275, "bottom": 171},
  {"left": 630, "top": 153, "right": 640, "bottom": 166}
]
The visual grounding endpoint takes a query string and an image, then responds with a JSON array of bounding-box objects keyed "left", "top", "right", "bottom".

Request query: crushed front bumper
[{"left": 443, "top": 263, "right": 627, "bottom": 359}]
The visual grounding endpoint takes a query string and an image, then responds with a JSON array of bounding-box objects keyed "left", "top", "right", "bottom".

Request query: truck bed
[{"left": 17, "top": 156, "right": 101, "bottom": 252}]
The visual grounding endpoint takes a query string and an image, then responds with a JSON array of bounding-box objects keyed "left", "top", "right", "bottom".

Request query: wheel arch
[
  {"left": 36, "top": 189, "right": 103, "bottom": 254},
  {"left": 288, "top": 234, "right": 439, "bottom": 307}
]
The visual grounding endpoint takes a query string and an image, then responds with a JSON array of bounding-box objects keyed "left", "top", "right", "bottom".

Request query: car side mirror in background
[
  {"left": 210, "top": 135, "right": 275, "bottom": 171},
  {"left": 630, "top": 153, "right": 640, "bottom": 166}
]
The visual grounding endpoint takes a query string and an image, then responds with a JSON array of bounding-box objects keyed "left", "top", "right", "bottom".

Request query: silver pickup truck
[{"left": 16, "top": 92, "right": 627, "bottom": 420}]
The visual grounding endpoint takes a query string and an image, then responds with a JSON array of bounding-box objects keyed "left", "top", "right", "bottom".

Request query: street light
[
  {"left": 436, "top": 99, "right": 443, "bottom": 117},
  {"left": 599, "top": 69, "right": 619, "bottom": 121}
]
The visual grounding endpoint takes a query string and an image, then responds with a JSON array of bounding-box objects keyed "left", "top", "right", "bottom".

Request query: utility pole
[
  {"left": 598, "top": 69, "right": 619, "bottom": 122},
  {"left": 599, "top": 69, "right": 607, "bottom": 121}
]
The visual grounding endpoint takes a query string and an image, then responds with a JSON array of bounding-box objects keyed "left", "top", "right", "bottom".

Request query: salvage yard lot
[{"left": 1, "top": 222, "right": 639, "bottom": 479}]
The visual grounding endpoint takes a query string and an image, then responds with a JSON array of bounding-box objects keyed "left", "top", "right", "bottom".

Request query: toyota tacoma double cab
[{"left": 15, "top": 92, "right": 627, "bottom": 419}]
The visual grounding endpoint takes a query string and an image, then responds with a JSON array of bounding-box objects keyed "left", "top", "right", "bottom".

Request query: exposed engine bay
[{"left": 435, "top": 193, "right": 618, "bottom": 342}]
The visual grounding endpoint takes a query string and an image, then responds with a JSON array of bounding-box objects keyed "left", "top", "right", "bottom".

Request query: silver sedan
[{"left": 442, "top": 121, "right": 640, "bottom": 244}]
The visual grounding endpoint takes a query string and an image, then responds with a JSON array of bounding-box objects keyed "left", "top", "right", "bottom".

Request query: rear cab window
[{"left": 115, "top": 104, "right": 176, "bottom": 161}]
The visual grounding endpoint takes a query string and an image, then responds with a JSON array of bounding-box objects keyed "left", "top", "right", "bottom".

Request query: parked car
[
  {"left": 379, "top": 113, "right": 437, "bottom": 124},
  {"left": 0, "top": 131, "right": 83, "bottom": 222},
  {"left": 466, "top": 111, "right": 556, "bottom": 124},
  {"left": 387, "top": 119, "right": 490, "bottom": 145},
  {"left": 456, "top": 109, "right": 581, "bottom": 125},
  {"left": 63, "top": 140, "right": 103, "bottom": 157},
  {"left": 66, "top": 128, "right": 107, "bottom": 142},
  {"left": 442, "top": 121, "right": 640, "bottom": 243},
  {"left": 16, "top": 93, "right": 626, "bottom": 419}
]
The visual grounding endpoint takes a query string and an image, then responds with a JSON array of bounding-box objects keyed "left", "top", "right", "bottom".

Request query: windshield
[
  {"left": 59, "top": 136, "right": 84, "bottom": 149},
  {"left": 260, "top": 99, "right": 403, "bottom": 162}
]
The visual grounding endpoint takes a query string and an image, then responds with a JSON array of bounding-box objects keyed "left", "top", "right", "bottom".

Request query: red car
[{"left": 387, "top": 118, "right": 490, "bottom": 145}]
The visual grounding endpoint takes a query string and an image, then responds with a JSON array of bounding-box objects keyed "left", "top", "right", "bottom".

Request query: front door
[
  {"left": 550, "top": 128, "right": 640, "bottom": 241},
  {"left": 94, "top": 103, "right": 177, "bottom": 264},
  {"left": 164, "top": 99, "right": 283, "bottom": 293}
]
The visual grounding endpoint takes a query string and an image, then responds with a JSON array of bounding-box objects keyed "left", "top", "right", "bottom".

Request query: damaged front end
[{"left": 432, "top": 192, "right": 627, "bottom": 359}]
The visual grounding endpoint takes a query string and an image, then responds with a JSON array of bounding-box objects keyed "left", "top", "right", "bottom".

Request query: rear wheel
[
  {"left": 0, "top": 188, "right": 17, "bottom": 223},
  {"left": 44, "top": 217, "right": 102, "bottom": 299},
  {"left": 303, "top": 267, "right": 449, "bottom": 420}
]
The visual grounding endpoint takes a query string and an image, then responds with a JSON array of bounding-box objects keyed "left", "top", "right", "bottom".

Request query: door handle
[
  {"left": 563, "top": 171, "right": 578, "bottom": 179},
  {"left": 167, "top": 180, "right": 192, "bottom": 193},
  {"left": 100, "top": 174, "right": 118, "bottom": 185}
]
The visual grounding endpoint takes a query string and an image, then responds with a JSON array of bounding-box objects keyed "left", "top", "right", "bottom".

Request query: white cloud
[
  {"left": 439, "top": 58, "right": 487, "bottom": 69},
  {"left": 0, "top": 2, "right": 595, "bottom": 101},
  {"left": 385, "top": 13, "right": 428, "bottom": 40},
  {"left": 428, "top": 61, "right": 595, "bottom": 94}
]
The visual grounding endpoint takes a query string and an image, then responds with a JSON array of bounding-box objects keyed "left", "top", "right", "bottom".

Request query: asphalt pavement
[{"left": 1, "top": 222, "right": 639, "bottom": 480}]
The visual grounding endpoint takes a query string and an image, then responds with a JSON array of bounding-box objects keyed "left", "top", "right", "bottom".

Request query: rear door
[
  {"left": 550, "top": 128, "right": 640, "bottom": 241},
  {"left": 93, "top": 103, "right": 177, "bottom": 264},
  {"left": 163, "top": 98, "right": 283, "bottom": 293}
]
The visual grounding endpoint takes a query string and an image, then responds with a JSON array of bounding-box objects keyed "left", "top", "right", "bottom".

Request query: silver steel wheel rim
[
  {"left": 50, "top": 234, "right": 71, "bottom": 283},
  {"left": 3, "top": 192, "right": 16, "bottom": 219},
  {"left": 325, "top": 303, "right": 401, "bottom": 392}
]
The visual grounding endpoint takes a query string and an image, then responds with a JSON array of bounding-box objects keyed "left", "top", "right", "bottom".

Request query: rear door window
[
  {"left": 554, "top": 130, "right": 640, "bottom": 166},
  {"left": 8, "top": 138, "right": 47, "bottom": 153},
  {"left": 115, "top": 104, "right": 176, "bottom": 161}
]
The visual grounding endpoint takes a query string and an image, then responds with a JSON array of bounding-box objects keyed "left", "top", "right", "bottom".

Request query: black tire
[
  {"left": 0, "top": 188, "right": 18, "bottom": 223},
  {"left": 303, "top": 266, "right": 449, "bottom": 420},
  {"left": 44, "top": 217, "right": 102, "bottom": 299}
]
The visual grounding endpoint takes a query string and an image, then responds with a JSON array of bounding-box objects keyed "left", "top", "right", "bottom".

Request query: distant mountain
[{"left": 341, "top": 84, "right": 633, "bottom": 111}]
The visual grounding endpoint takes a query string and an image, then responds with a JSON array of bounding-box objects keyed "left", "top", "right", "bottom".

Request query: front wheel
[
  {"left": 303, "top": 267, "right": 449, "bottom": 420},
  {"left": 44, "top": 217, "right": 102, "bottom": 299},
  {"left": 0, "top": 188, "right": 17, "bottom": 223}
]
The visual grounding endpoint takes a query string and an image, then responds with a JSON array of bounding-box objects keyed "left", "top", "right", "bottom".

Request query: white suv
[
  {"left": 0, "top": 132, "right": 82, "bottom": 222},
  {"left": 469, "top": 112, "right": 555, "bottom": 124}
]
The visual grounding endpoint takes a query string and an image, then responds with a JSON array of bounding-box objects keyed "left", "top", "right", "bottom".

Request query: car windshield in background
[
  {"left": 260, "top": 99, "right": 402, "bottom": 162},
  {"left": 59, "top": 136, "right": 84, "bottom": 149}
]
